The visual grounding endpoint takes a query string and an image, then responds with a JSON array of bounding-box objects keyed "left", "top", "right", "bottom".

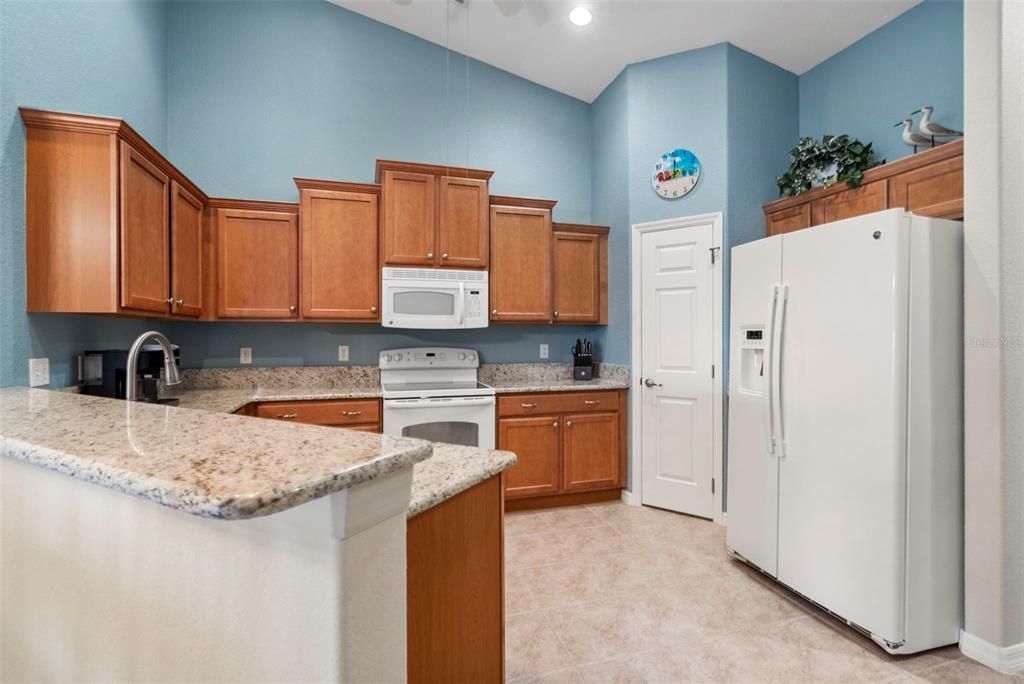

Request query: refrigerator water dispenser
[{"left": 739, "top": 328, "right": 766, "bottom": 393}]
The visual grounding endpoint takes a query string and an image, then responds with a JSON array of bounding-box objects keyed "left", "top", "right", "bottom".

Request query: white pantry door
[{"left": 639, "top": 221, "right": 715, "bottom": 517}]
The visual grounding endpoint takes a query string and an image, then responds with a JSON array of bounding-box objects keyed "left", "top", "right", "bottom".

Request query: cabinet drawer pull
[
  {"left": 277, "top": 413, "right": 298, "bottom": 420},
  {"left": 521, "top": 402, "right": 538, "bottom": 409},
  {"left": 583, "top": 400, "right": 601, "bottom": 405},
  {"left": 342, "top": 410, "right": 362, "bottom": 417}
]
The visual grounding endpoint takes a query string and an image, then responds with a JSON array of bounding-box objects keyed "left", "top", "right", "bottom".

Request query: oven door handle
[{"left": 383, "top": 396, "right": 495, "bottom": 409}]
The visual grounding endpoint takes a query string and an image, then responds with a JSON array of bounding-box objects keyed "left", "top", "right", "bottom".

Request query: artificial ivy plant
[{"left": 776, "top": 134, "right": 884, "bottom": 197}]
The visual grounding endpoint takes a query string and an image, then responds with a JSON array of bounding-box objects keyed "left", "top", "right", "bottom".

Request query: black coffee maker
[{"left": 80, "top": 345, "right": 181, "bottom": 402}]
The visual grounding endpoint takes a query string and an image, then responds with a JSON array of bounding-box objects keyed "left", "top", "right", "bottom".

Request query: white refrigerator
[{"left": 726, "top": 209, "right": 963, "bottom": 654}]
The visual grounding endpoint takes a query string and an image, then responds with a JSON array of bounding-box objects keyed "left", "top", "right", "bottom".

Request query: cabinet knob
[
  {"left": 370, "top": 306, "right": 378, "bottom": 313},
  {"left": 175, "top": 298, "right": 183, "bottom": 306},
  {"left": 278, "top": 413, "right": 298, "bottom": 420},
  {"left": 427, "top": 252, "right": 434, "bottom": 260},
  {"left": 554, "top": 311, "right": 559, "bottom": 318},
  {"left": 566, "top": 420, "right": 573, "bottom": 427},
  {"left": 442, "top": 252, "right": 449, "bottom": 260},
  {"left": 166, "top": 297, "right": 174, "bottom": 305},
  {"left": 491, "top": 309, "right": 498, "bottom": 316},
  {"left": 289, "top": 305, "right": 297, "bottom": 313},
  {"left": 552, "top": 421, "right": 559, "bottom": 428}
]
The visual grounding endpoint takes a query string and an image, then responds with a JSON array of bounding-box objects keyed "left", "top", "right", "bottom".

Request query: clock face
[{"left": 652, "top": 148, "right": 701, "bottom": 199}]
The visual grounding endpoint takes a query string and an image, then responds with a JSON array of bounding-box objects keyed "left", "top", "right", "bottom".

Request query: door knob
[{"left": 644, "top": 378, "right": 663, "bottom": 388}]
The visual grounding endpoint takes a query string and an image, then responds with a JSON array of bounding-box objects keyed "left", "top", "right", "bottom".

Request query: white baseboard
[
  {"left": 620, "top": 489, "right": 637, "bottom": 506},
  {"left": 960, "top": 630, "right": 1024, "bottom": 674}
]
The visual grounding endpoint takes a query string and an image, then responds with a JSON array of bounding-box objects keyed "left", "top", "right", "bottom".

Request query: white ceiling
[{"left": 331, "top": 0, "right": 922, "bottom": 102}]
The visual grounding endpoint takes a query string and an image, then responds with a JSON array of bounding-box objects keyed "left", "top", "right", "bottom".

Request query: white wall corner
[{"left": 960, "top": 631, "right": 1024, "bottom": 675}]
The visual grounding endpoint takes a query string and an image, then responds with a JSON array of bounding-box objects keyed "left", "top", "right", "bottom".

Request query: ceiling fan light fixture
[{"left": 569, "top": 6, "right": 592, "bottom": 26}]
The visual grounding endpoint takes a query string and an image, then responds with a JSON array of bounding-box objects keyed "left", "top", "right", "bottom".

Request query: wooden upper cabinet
[
  {"left": 562, "top": 412, "right": 619, "bottom": 492},
  {"left": 296, "top": 179, "right": 380, "bottom": 321},
  {"left": 119, "top": 141, "right": 170, "bottom": 314},
  {"left": 21, "top": 109, "right": 207, "bottom": 316},
  {"left": 377, "top": 160, "right": 494, "bottom": 269},
  {"left": 381, "top": 170, "right": 436, "bottom": 266},
  {"left": 214, "top": 200, "right": 298, "bottom": 319},
  {"left": 489, "top": 197, "right": 555, "bottom": 323},
  {"left": 552, "top": 223, "right": 609, "bottom": 324},
  {"left": 500, "top": 415, "right": 562, "bottom": 498},
  {"left": 170, "top": 181, "right": 204, "bottom": 318},
  {"left": 438, "top": 176, "right": 488, "bottom": 268},
  {"left": 810, "top": 180, "right": 887, "bottom": 225},
  {"left": 764, "top": 140, "right": 963, "bottom": 237},
  {"left": 766, "top": 203, "right": 811, "bottom": 237}
]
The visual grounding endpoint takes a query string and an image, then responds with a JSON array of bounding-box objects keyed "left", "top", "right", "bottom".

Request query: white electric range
[{"left": 380, "top": 347, "right": 495, "bottom": 449}]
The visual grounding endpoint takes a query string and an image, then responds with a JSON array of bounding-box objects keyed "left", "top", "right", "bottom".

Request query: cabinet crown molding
[
  {"left": 553, "top": 222, "right": 610, "bottom": 236},
  {"left": 207, "top": 197, "right": 299, "bottom": 213},
  {"left": 490, "top": 195, "right": 558, "bottom": 210},
  {"left": 294, "top": 177, "right": 381, "bottom": 194},
  {"left": 375, "top": 159, "right": 494, "bottom": 182}
]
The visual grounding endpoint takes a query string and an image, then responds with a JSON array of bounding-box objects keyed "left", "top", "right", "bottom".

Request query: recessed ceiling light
[{"left": 569, "top": 7, "right": 592, "bottom": 26}]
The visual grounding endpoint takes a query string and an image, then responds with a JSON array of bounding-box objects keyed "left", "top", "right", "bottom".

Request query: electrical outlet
[
  {"left": 240, "top": 347, "right": 252, "bottom": 365},
  {"left": 29, "top": 357, "right": 50, "bottom": 387},
  {"left": 539, "top": 344, "right": 549, "bottom": 359},
  {"left": 338, "top": 345, "right": 350, "bottom": 362}
]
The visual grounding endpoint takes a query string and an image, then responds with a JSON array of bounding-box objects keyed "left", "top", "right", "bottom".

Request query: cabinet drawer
[
  {"left": 255, "top": 399, "right": 380, "bottom": 426},
  {"left": 344, "top": 423, "right": 382, "bottom": 433},
  {"left": 498, "top": 391, "right": 619, "bottom": 417}
]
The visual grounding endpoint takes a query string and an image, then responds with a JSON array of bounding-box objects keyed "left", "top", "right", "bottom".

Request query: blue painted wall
[
  {"left": 799, "top": 0, "right": 964, "bottom": 163},
  {"left": 590, "top": 70, "right": 630, "bottom": 365},
  {"left": 0, "top": 0, "right": 169, "bottom": 387},
  {"left": 164, "top": 0, "right": 601, "bottom": 370}
]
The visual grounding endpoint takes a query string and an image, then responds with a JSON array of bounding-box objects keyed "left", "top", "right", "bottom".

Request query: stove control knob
[
  {"left": 383, "top": 354, "right": 391, "bottom": 363},
  {"left": 469, "top": 352, "right": 477, "bottom": 362},
  {"left": 458, "top": 352, "right": 467, "bottom": 361}
]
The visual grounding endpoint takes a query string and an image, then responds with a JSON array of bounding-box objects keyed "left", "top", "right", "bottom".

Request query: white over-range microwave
[{"left": 381, "top": 268, "right": 489, "bottom": 329}]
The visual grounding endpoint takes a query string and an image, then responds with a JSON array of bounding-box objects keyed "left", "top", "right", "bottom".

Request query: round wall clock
[{"left": 652, "top": 148, "right": 701, "bottom": 199}]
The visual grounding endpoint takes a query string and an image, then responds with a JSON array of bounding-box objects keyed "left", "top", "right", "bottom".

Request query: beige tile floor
[{"left": 504, "top": 501, "right": 1023, "bottom": 684}]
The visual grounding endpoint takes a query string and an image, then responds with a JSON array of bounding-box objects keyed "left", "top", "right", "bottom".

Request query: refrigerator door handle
[
  {"left": 765, "top": 285, "right": 780, "bottom": 456},
  {"left": 774, "top": 284, "right": 790, "bottom": 458}
]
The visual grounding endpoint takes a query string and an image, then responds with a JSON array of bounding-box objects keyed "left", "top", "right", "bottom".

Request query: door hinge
[
  {"left": 709, "top": 246, "right": 720, "bottom": 264},
  {"left": 712, "top": 478, "right": 716, "bottom": 494}
]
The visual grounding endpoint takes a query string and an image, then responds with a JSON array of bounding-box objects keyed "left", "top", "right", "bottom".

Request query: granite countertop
[
  {"left": 407, "top": 443, "right": 516, "bottom": 518},
  {"left": 483, "top": 376, "right": 629, "bottom": 394},
  {"left": 0, "top": 388, "right": 432, "bottom": 520}
]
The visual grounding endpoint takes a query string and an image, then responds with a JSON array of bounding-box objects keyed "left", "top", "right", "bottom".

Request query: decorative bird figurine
[
  {"left": 918, "top": 105, "right": 963, "bottom": 142},
  {"left": 896, "top": 118, "right": 933, "bottom": 153}
]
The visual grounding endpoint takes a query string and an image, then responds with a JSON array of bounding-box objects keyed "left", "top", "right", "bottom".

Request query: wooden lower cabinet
[
  {"left": 562, "top": 412, "right": 619, "bottom": 492},
  {"left": 499, "top": 415, "right": 561, "bottom": 498},
  {"left": 407, "top": 475, "right": 505, "bottom": 683},
  {"left": 498, "top": 389, "right": 627, "bottom": 508},
  {"left": 248, "top": 398, "right": 382, "bottom": 433}
]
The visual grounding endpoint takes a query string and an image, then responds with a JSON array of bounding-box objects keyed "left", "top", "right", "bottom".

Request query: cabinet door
[
  {"left": 888, "top": 155, "right": 963, "bottom": 219},
  {"left": 169, "top": 181, "right": 204, "bottom": 318},
  {"left": 300, "top": 188, "right": 379, "bottom": 320},
  {"left": 382, "top": 170, "right": 436, "bottom": 266},
  {"left": 119, "top": 141, "right": 169, "bottom": 313},
  {"left": 810, "top": 180, "right": 887, "bottom": 225},
  {"left": 216, "top": 208, "right": 298, "bottom": 318},
  {"left": 765, "top": 203, "right": 811, "bottom": 236},
  {"left": 562, "top": 412, "right": 620, "bottom": 492},
  {"left": 438, "top": 177, "right": 488, "bottom": 268},
  {"left": 489, "top": 206, "right": 552, "bottom": 322},
  {"left": 499, "top": 415, "right": 561, "bottom": 498},
  {"left": 552, "top": 231, "right": 599, "bottom": 323}
]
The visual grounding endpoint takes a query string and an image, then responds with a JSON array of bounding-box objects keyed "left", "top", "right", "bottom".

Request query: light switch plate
[
  {"left": 240, "top": 347, "right": 252, "bottom": 365},
  {"left": 539, "top": 344, "right": 549, "bottom": 359},
  {"left": 338, "top": 345, "right": 350, "bottom": 362},
  {"left": 29, "top": 357, "right": 50, "bottom": 387}
]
